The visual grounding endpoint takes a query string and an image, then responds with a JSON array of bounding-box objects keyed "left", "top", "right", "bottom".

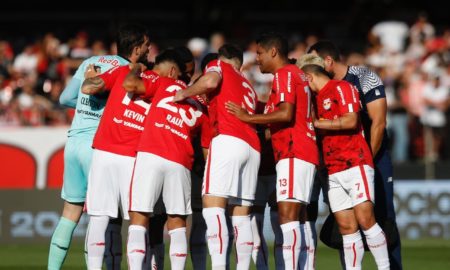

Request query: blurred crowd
[{"left": 1, "top": 13, "right": 449, "bottom": 162}]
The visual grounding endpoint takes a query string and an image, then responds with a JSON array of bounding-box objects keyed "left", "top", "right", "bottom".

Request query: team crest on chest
[{"left": 323, "top": 98, "right": 331, "bottom": 110}]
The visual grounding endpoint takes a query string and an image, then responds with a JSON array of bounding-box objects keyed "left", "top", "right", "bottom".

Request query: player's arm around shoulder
[
  {"left": 81, "top": 64, "right": 105, "bottom": 95},
  {"left": 173, "top": 71, "right": 221, "bottom": 102},
  {"left": 122, "top": 63, "right": 147, "bottom": 95}
]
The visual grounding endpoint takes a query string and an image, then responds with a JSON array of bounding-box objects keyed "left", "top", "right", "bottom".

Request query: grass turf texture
[{"left": 1, "top": 239, "right": 449, "bottom": 269}]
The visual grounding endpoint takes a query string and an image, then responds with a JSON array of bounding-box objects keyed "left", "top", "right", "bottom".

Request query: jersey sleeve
[
  {"left": 362, "top": 69, "right": 386, "bottom": 103},
  {"left": 204, "top": 59, "right": 222, "bottom": 78},
  {"left": 99, "top": 66, "right": 122, "bottom": 91},
  {"left": 274, "top": 69, "right": 296, "bottom": 105},
  {"left": 142, "top": 75, "right": 161, "bottom": 99},
  {"left": 337, "top": 82, "right": 361, "bottom": 114},
  {"left": 59, "top": 78, "right": 81, "bottom": 108}
]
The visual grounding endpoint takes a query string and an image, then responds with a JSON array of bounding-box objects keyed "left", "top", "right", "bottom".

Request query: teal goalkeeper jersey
[{"left": 60, "top": 55, "right": 129, "bottom": 138}]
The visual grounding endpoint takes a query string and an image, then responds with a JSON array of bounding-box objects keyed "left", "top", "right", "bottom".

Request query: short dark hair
[
  {"left": 201, "top": 53, "right": 219, "bottom": 72},
  {"left": 116, "top": 23, "right": 149, "bottom": 58},
  {"left": 256, "top": 32, "right": 289, "bottom": 59},
  {"left": 155, "top": 49, "right": 185, "bottom": 72},
  {"left": 174, "top": 46, "right": 194, "bottom": 65},
  {"left": 218, "top": 44, "right": 243, "bottom": 66},
  {"left": 308, "top": 40, "right": 341, "bottom": 61},
  {"left": 301, "top": 64, "right": 331, "bottom": 79}
]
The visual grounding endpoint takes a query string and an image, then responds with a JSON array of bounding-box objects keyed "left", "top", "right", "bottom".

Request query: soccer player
[
  {"left": 142, "top": 46, "right": 197, "bottom": 270},
  {"left": 225, "top": 32, "right": 318, "bottom": 270},
  {"left": 308, "top": 41, "right": 402, "bottom": 269},
  {"left": 173, "top": 44, "right": 260, "bottom": 270},
  {"left": 122, "top": 63, "right": 211, "bottom": 270},
  {"left": 298, "top": 53, "right": 390, "bottom": 270},
  {"left": 81, "top": 49, "right": 183, "bottom": 270},
  {"left": 48, "top": 23, "right": 149, "bottom": 270}
]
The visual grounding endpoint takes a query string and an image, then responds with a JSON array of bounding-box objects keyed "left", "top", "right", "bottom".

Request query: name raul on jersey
[{"left": 166, "top": 114, "right": 183, "bottom": 128}]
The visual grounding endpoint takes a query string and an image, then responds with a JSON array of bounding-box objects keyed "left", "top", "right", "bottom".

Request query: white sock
[
  {"left": 127, "top": 225, "right": 146, "bottom": 270},
  {"left": 168, "top": 227, "right": 187, "bottom": 270},
  {"left": 298, "top": 223, "right": 309, "bottom": 270},
  {"left": 151, "top": 243, "right": 165, "bottom": 270},
  {"left": 363, "top": 224, "right": 390, "bottom": 270},
  {"left": 270, "top": 211, "right": 284, "bottom": 270},
  {"left": 305, "top": 221, "right": 317, "bottom": 270},
  {"left": 342, "top": 231, "right": 364, "bottom": 270},
  {"left": 104, "top": 222, "right": 122, "bottom": 270},
  {"left": 251, "top": 213, "right": 269, "bottom": 269},
  {"left": 202, "top": 207, "right": 229, "bottom": 268},
  {"left": 231, "top": 215, "right": 253, "bottom": 270},
  {"left": 280, "top": 221, "right": 301, "bottom": 270},
  {"left": 86, "top": 215, "right": 110, "bottom": 270},
  {"left": 190, "top": 211, "right": 207, "bottom": 270}
]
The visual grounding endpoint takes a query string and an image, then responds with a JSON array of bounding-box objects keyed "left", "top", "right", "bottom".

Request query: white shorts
[
  {"left": 328, "top": 165, "right": 375, "bottom": 213},
  {"left": 254, "top": 175, "right": 276, "bottom": 207},
  {"left": 130, "top": 152, "right": 192, "bottom": 216},
  {"left": 276, "top": 158, "right": 316, "bottom": 204},
  {"left": 202, "top": 135, "right": 260, "bottom": 204},
  {"left": 86, "top": 149, "right": 135, "bottom": 220}
]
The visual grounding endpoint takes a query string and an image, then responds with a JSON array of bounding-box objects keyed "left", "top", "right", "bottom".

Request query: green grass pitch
[{"left": 1, "top": 239, "right": 449, "bottom": 269}]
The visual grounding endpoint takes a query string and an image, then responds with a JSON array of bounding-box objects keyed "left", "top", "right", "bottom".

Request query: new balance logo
[{"left": 90, "top": 242, "right": 105, "bottom": 246}]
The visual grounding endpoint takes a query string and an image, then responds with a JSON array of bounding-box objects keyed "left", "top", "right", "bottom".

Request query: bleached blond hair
[{"left": 296, "top": 53, "right": 325, "bottom": 69}]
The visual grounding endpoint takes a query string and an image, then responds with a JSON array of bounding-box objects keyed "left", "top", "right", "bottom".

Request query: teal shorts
[{"left": 61, "top": 136, "right": 94, "bottom": 203}]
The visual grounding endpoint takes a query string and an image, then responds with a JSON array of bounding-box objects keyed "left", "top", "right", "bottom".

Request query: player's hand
[
  {"left": 85, "top": 64, "right": 100, "bottom": 79},
  {"left": 173, "top": 90, "right": 187, "bottom": 103},
  {"left": 225, "top": 101, "right": 249, "bottom": 121}
]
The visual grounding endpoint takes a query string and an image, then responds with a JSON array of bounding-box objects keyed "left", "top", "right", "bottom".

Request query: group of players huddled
[{"left": 48, "top": 23, "right": 402, "bottom": 270}]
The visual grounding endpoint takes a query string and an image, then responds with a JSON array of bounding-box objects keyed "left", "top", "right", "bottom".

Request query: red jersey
[
  {"left": 137, "top": 78, "right": 211, "bottom": 169},
  {"left": 92, "top": 66, "right": 157, "bottom": 157},
  {"left": 204, "top": 59, "right": 260, "bottom": 152},
  {"left": 265, "top": 64, "right": 318, "bottom": 165},
  {"left": 315, "top": 80, "right": 374, "bottom": 174}
]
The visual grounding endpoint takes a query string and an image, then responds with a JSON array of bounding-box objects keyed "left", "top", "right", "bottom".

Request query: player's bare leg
[
  {"left": 278, "top": 201, "right": 303, "bottom": 270},
  {"left": 165, "top": 215, "right": 188, "bottom": 270},
  {"left": 229, "top": 204, "right": 253, "bottom": 270},
  {"left": 354, "top": 201, "right": 390, "bottom": 270},
  {"left": 202, "top": 195, "right": 229, "bottom": 270},
  {"left": 127, "top": 211, "right": 149, "bottom": 270},
  {"left": 251, "top": 205, "right": 269, "bottom": 270}
]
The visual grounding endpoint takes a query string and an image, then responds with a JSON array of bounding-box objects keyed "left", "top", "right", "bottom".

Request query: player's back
[
  {"left": 93, "top": 66, "right": 155, "bottom": 157},
  {"left": 206, "top": 59, "right": 260, "bottom": 151},
  {"left": 137, "top": 77, "right": 209, "bottom": 169},
  {"left": 68, "top": 55, "right": 129, "bottom": 138}
]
